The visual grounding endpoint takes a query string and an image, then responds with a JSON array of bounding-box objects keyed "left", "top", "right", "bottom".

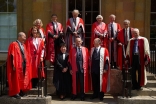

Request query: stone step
[
  {"left": 47, "top": 68, "right": 54, "bottom": 77},
  {"left": 118, "top": 96, "right": 156, "bottom": 104},
  {"left": 0, "top": 95, "right": 51, "bottom": 104},
  {"left": 27, "top": 88, "right": 43, "bottom": 95},
  {"left": 147, "top": 75, "right": 156, "bottom": 80},
  {"left": 131, "top": 87, "right": 156, "bottom": 96},
  {"left": 145, "top": 80, "right": 156, "bottom": 87}
]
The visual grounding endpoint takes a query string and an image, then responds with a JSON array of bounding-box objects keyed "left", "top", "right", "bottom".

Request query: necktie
[
  {"left": 111, "top": 24, "right": 114, "bottom": 37},
  {"left": 73, "top": 18, "right": 76, "bottom": 25},
  {"left": 125, "top": 28, "right": 128, "bottom": 45},
  {"left": 133, "top": 39, "right": 138, "bottom": 53}
]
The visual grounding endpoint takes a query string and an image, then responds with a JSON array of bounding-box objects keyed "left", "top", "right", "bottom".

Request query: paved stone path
[{"left": 51, "top": 95, "right": 118, "bottom": 104}]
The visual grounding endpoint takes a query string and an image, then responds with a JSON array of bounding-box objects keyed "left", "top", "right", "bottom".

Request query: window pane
[
  {"left": 85, "top": 12, "right": 91, "bottom": 24},
  {"left": 150, "top": 26, "right": 156, "bottom": 38},
  {"left": 84, "top": 37, "right": 91, "bottom": 50},
  {"left": 0, "top": 14, "right": 9, "bottom": 25},
  {"left": 0, "top": 39, "right": 10, "bottom": 51},
  {"left": 0, "top": 0, "right": 7, "bottom": 12},
  {"left": 8, "top": 0, "right": 16, "bottom": 12},
  {"left": 93, "top": 12, "right": 99, "bottom": 23},
  {"left": 150, "top": 14, "right": 156, "bottom": 25},
  {"left": 85, "top": 25, "right": 91, "bottom": 37},
  {"left": 93, "top": 0, "right": 99, "bottom": 11},
  {"left": 69, "top": 0, "right": 75, "bottom": 11},
  {"left": 151, "top": 0, "right": 156, "bottom": 12},
  {"left": 9, "top": 26, "right": 17, "bottom": 38},
  {"left": 85, "top": 0, "right": 91, "bottom": 11},
  {"left": 76, "top": 0, "right": 82, "bottom": 11},
  {"left": 0, "top": 26, "right": 9, "bottom": 38},
  {"left": 9, "top": 13, "right": 16, "bottom": 25}
]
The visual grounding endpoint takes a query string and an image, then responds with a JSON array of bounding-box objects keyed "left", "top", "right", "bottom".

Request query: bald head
[
  {"left": 133, "top": 28, "right": 140, "bottom": 39},
  {"left": 18, "top": 32, "right": 26, "bottom": 44},
  {"left": 94, "top": 38, "right": 101, "bottom": 47},
  {"left": 75, "top": 37, "right": 83, "bottom": 47}
]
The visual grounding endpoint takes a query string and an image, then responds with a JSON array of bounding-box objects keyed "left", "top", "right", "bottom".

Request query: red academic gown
[
  {"left": 25, "top": 37, "right": 45, "bottom": 78},
  {"left": 126, "top": 36, "right": 150, "bottom": 86},
  {"left": 107, "top": 22, "right": 121, "bottom": 63},
  {"left": 91, "top": 22, "right": 108, "bottom": 48},
  {"left": 28, "top": 27, "right": 46, "bottom": 38},
  {"left": 7, "top": 42, "right": 32, "bottom": 96},
  {"left": 69, "top": 47, "right": 89, "bottom": 95},
  {"left": 66, "top": 17, "right": 85, "bottom": 52},
  {"left": 117, "top": 28, "right": 133, "bottom": 70},
  {"left": 90, "top": 47, "right": 110, "bottom": 93},
  {"left": 45, "top": 22, "right": 63, "bottom": 63}
]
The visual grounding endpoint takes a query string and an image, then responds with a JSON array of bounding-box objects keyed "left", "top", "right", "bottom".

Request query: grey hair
[
  {"left": 94, "top": 38, "right": 101, "bottom": 44},
  {"left": 123, "top": 19, "right": 130, "bottom": 24},
  {"left": 33, "top": 19, "right": 43, "bottom": 27},
  {"left": 109, "top": 14, "right": 116, "bottom": 18},
  {"left": 133, "top": 28, "right": 139, "bottom": 33},
  {"left": 72, "top": 9, "right": 80, "bottom": 14},
  {"left": 96, "top": 15, "right": 103, "bottom": 20}
]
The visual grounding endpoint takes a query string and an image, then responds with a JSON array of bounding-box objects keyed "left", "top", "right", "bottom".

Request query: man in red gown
[
  {"left": 7, "top": 32, "right": 32, "bottom": 99},
  {"left": 66, "top": 9, "right": 85, "bottom": 52},
  {"left": 69, "top": 37, "right": 89, "bottom": 101},
  {"left": 46, "top": 14, "right": 64, "bottom": 64},
  {"left": 91, "top": 15, "right": 108, "bottom": 48},
  {"left": 117, "top": 19, "right": 133, "bottom": 70},
  {"left": 107, "top": 14, "right": 121, "bottom": 68},
  {"left": 90, "top": 38, "right": 110, "bottom": 101},
  {"left": 125, "top": 28, "right": 150, "bottom": 90}
]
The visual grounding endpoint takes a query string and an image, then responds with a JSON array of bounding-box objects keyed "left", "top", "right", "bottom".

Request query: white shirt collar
[{"left": 95, "top": 46, "right": 100, "bottom": 52}]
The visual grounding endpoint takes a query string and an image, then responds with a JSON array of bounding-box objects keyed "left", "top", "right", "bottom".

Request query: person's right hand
[
  {"left": 54, "top": 35, "right": 58, "bottom": 39},
  {"left": 70, "top": 70, "right": 73, "bottom": 75},
  {"left": 118, "top": 43, "right": 122, "bottom": 46},
  {"left": 125, "top": 60, "right": 128, "bottom": 65}
]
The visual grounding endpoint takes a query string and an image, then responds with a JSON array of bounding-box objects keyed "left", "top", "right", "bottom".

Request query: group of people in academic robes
[{"left": 6, "top": 8, "right": 150, "bottom": 101}]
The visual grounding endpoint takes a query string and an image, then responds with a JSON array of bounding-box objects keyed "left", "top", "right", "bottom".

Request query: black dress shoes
[
  {"left": 12, "top": 94, "right": 21, "bottom": 99},
  {"left": 99, "top": 97, "right": 103, "bottom": 101},
  {"left": 71, "top": 95, "right": 77, "bottom": 100},
  {"left": 90, "top": 95, "right": 98, "bottom": 99},
  {"left": 81, "top": 97, "right": 85, "bottom": 101},
  {"left": 19, "top": 90, "right": 27, "bottom": 97}
]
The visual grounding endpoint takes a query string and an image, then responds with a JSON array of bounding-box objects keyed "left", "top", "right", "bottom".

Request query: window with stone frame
[
  {"left": 68, "top": 0, "right": 100, "bottom": 49},
  {"left": 0, "top": 0, "right": 17, "bottom": 52},
  {"left": 150, "top": 0, "right": 156, "bottom": 49}
]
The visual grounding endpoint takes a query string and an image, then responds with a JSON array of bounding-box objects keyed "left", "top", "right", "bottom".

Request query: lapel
[{"left": 16, "top": 40, "right": 24, "bottom": 55}]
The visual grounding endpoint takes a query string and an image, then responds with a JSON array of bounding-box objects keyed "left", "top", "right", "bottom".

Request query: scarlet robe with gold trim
[
  {"left": 107, "top": 23, "right": 121, "bottom": 62},
  {"left": 7, "top": 42, "right": 32, "bottom": 96},
  {"left": 25, "top": 37, "right": 45, "bottom": 78},
  {"left": 91, "top": 22, "right": 108, "bottom": 48},
  {"left": 126, "top": 36, "right": 150, "bottom": 86},
  {"left": 90, "top": 47, "right": 110, "bottom": 93},
  {"left": 66, "top": 17, "right": 85, "bottom": 52},
  {"left": 45, "top": 22, "right": 63, "bottom": 63},
  {"left": 117, "top": 28, "right": 133, "bottom": 70},
  {"left": 69, "top": 47, "right": 89, "bottom": 94}
]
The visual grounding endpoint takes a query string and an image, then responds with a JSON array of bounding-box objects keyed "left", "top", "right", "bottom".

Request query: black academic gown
[{"left": 53, "top": 52, "right": 71, "bottom": 95}]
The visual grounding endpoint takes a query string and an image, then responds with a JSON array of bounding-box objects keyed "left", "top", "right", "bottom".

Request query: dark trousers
[
  {"left": 91, "top": 72, "right": 104, "bottom": 98},
  {"left": 131, "top": 54, "right": 141, "bottom": 89},
  {"left": 76, "top": 71, "right": 84, "bottom": 98}
]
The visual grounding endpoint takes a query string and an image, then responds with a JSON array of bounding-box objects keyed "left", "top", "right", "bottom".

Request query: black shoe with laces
[{"left": 12, "top": 94, "right": 21, "bottom": 99}]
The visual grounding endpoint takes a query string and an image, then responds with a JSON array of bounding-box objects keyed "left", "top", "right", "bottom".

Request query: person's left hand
[
  {"left": 40, "top": 57, "right": 43, "bottom": 62},
  {"left": 145, "top": 61, "right": 148, "bottom": 66},
  {"left": 103, "top": 70, "right": 107, "bottom": 73}
]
